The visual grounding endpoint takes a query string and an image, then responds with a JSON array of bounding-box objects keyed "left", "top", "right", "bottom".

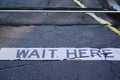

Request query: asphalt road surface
[
  {"left": 0, "top": 0, "right": 103, "bottom": 8},
  {"left": 0, "top": 0, "right": 120, "bottom": 80}
]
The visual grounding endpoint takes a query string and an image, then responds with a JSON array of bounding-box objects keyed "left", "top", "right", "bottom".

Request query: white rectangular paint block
[{"left": 0, "top": 48, "right": 120, "bottom": 61}]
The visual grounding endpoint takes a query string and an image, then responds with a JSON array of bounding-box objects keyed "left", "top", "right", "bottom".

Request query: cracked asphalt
[{"left": 0, "top": 0, "right": 120, "bottom": 80}]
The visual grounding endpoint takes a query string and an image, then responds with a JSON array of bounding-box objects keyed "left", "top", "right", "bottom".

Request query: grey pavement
[
  {"left": 0, "top": 61, "right": 115, "bottom": 80},
  {"left": 0, "top": 13, "right": 99, "bottom": 26},
  {"left": 0, "top": 22, "right": 120, "bottom": 80},
  {"left": 0, "top": 0, "right": 102, "bottom": 8},
  {"left": 0, "top": 25, "right": 120, "bottom": 48},
  {"left": 0, "top": 13, "right": 113, "bottom": 26},
  {"left": 0, "top": 0, "right": 120, "bottom": 80}
]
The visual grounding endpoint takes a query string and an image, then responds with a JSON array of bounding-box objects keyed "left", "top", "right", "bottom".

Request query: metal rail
[
  {"left": 0, "top": 7, "right": 119, "bottom": 13},
  {"left": 0, "top": 10, "right": 119, "bottom": 13}
]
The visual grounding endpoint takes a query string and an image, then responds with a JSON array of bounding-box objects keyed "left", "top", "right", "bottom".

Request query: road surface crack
[{"left": 0, "top": 63, "right": 32, "bottom": 71}]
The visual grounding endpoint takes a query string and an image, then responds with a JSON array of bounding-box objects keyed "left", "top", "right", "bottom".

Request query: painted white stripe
[
  {"left": 107, "top": 0, "right": 120, "bottom": 11},
  {"left": 0, "top": 48, "right": 120, "bottom": 61}
]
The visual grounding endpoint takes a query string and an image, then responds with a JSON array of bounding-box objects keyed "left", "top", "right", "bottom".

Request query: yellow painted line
[
  {"left": 73, "top": 0, "right": 86, "bottom": 8},
  {"left": 73, "top": 0, "right": 120, "bottom": 36},
  {"left": 68, "top": 58, "right": 81, "bottom": 61}
]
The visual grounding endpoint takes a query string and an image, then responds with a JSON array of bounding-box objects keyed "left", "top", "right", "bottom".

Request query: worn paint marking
[
  {"left": 0, "top": 48, "right": 120, "bottom": 61},
  {"left": 73, "top": 0, "right": 120, "bottom": 36}
]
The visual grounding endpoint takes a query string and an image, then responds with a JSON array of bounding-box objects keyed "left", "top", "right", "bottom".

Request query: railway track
[{"left": 0, "top": 0, "right": 119, "bottom": 35}]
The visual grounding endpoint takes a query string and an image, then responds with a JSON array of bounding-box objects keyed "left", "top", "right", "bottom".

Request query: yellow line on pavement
[
  {"left": 68, "top": 57, "right": 81, "bottom": 61},
  {"left": 73, "top": 0, "right": 120, "bottom": 36}
]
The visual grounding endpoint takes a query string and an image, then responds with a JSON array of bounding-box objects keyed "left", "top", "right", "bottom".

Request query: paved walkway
[{"left": 0, "top": 0, "right": 120, "bottom": 80}]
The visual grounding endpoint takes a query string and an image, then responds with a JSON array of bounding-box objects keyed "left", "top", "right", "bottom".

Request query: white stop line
[{"left": 0, "top": 48, "right": 120, "bottom": 61}]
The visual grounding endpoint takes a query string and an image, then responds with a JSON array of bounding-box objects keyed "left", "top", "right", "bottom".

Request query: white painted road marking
[
  {"left": 107, "top": 0, "right": 120, "bottom": 11},
  {"left": 0, "top": 48, "right": 120, "bottom": 61}
]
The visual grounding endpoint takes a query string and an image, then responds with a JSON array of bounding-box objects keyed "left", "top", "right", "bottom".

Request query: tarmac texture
[{"left": 0, "top": 0, "right": 120, "bottom": 80}]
